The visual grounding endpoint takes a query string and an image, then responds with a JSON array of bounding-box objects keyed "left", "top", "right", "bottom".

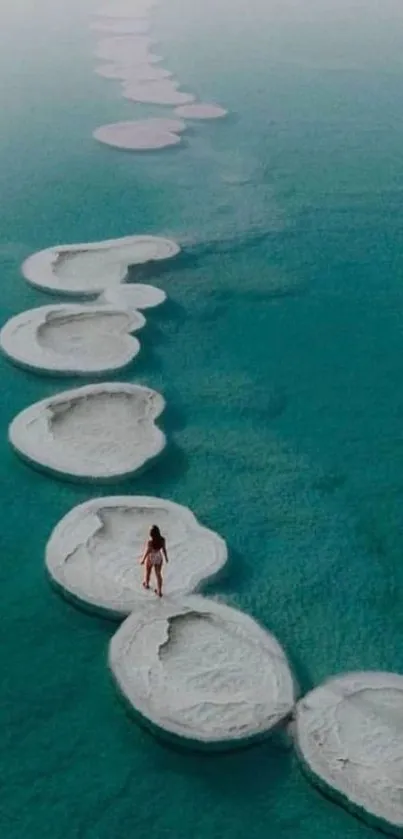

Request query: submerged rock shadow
[
  {"left": 151, "top": 297, "right": 188, "bottom": 324},
  {"left": 128, "top": 328, "right": 165, "bottom": 376},
  {"left": 287, "top": 651, "right": 315, "bottom": 699},
  {"left": 160, "top": 395, "right": 188, "bottom": 434},
  {"left": 120, "top": 440, "right": 189, "bottom": 497},
  {"left": 128, "top": 254, "right": 186, "bottom": 282},
  {"left": 200, "top": 545, "right": 243, "bottom": 598}
]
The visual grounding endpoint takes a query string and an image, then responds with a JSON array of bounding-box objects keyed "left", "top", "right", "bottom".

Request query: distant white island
[
  {"left": 94, "top": 35, "right": 161, "bottom": 65},
  {"left": 175, "top": 103, "right": 228, "bottom": 120},
  {"left": 94, "top": 119, "right": 185, "bottom": 152},
  {"left": 122, "top": 79, "right": 194, "bottom": 106},
  {"left": 95, "top": 62, "right": 172, "bottom": 81}
]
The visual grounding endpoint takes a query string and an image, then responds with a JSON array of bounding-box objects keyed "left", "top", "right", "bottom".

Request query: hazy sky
[{"left": 1, "top": 0, "right": 403, "bottom": 96}]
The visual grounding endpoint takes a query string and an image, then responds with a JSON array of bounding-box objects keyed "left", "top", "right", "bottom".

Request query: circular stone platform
[
  {"left": 122, "top": 79, "right": 194, "bottom": 106},
  {"left": 94, "top": 119, "right": 185, "bottom": 151},
  {"left": 94, "top": 35, "right": 161, "bottom": 65},
  {"left": 0, "top": 304, "right": 144, "bottom": 376},
  {"left": 46, "top": 496, "right": 228, "bottom": 618},
  {"left": 174, "top": 103, "right": 228, "bottom": 120},
  {"left": 22, "top": 234, "right": 180, "bottom": 297},
  {"left": 95, "top": 63, "right": 131, "bottom": 80},
  {"left": 98, "top": 283, "right": 166, "bottom": 310},
  {"left": 295, "top": 671, "right": 403, "bottom": 835},
  {"left": 95, "top": 63, "right": 172, "bottom": 81},
  {"left": 124, "top": 64, "right": 173, "bottom": 81},
  {"left": 109, "top": 594, "right": 295, "bottom": 748},
  {"left": 9, "top": 383, "right": 165, "bottom": 482}
]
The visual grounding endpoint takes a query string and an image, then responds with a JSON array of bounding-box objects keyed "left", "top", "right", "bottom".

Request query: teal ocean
[{"left": 2, "top": 0, "right": 403, "bottom": 836}]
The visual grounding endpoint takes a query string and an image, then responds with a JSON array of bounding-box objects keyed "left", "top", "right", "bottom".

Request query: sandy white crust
[
  {"left": 9, "top": 382, "right": 166, "bottom": 481},
  {"left": 295, "top": 671, "right": 403, "bottom": 835},
  {"left": 22, "top": 234, "right": 180, "bottom": 297},
  {"left": 109, "top": 594, "right": 295, "bottom": 748},
  {"left": 46, "top": 496, "right": 228, "bottom": 617},
  {"left": 98, "top": 283, "right": 166, "bottom": 310},
  {"left": 0, "top": 304, "right": 145, "bottom": 375}
]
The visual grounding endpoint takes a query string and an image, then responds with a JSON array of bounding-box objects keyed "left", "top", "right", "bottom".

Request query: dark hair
[{"left": 150, "top": 524, "right": 164, "bottom": 550}]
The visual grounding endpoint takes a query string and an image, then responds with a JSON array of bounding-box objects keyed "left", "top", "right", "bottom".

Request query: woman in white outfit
[{"left": 140, "top": 524, "right": 168, "bottom": 597}]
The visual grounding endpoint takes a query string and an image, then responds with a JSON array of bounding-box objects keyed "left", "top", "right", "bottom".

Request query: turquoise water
[{"left": 2, "top": 0, "right": 403, "bottom": 836}]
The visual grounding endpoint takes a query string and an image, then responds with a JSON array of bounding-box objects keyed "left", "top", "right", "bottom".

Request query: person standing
[{"left": 140, "top": 524, "right": 168, "bottom": 597}]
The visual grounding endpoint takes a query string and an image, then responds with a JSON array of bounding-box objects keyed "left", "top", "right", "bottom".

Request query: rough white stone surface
[
  {"left": 94, "top": 119, "right": 185, "bottom": 151},
  {"left": 98, "top": 283, "right": 166, "bottom": 311},
  {"left": 0, "top": 304, "right": 144, "bottom": 376},
  {"left": 174, "top": 103, "right": 228, "bottom": 120},
  {"left": 295, "top": 671, "right": 403, "bottom": 834},
  {"left": 9, "top": 383, "right": 165, "bottom": 481},
  {"left": 122, "top": 78, "right": 194, "bottom": 106},
  {"left": 109, "top": 595, "right": 295, "bottom": 747},
  {"left": 46, "top": 496, "right": 228, "bottom": 617},
  {"left": 22, "top": 234, "right": 180, "bottom": 297}
]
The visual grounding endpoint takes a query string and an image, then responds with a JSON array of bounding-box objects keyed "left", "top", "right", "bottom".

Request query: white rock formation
[
  {"left": 122, "top": 79, "right": 194, "bottom": 106},
  {"left": 0, "top": 304, "right": 144, "bottom": 376},
  {"left": 295, "top": 671, "right": 403, "bottom": 834},
  {"left": 95, "top": 63, "right": 171, "bottom": 81},
  {"left": 124, "top": 64, "right": 172, "bottom": 81},
  {"left": 9, "top": 383, "right": 165, "bottom": 481},
  {"left": 174, "top": 103, "right": 228, "bottom": 120},
  {"left": 94, "top": 35, "right": 161, "bottom": 65},
  {"left": 94, "top": 119, "right": 185, "bottom": 151},
  {"left": 109, "top": 595, "right": 295, "bottom": 748},
  {"left": 98, "top": 283, "right": 166, "bottom": 311},
  {"left": 95, "top": 63, "right": 129, "bottom": 80},
  {"left": 22, "top": 234, "right": 180, "bottom": 297},
  {"left": 46, "top": 496, "right": 228, "bottom": 617}
]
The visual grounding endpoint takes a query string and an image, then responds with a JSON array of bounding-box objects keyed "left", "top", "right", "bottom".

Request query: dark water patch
[{"left": 312, "top": 471, "right": 347, "bottom": 496}]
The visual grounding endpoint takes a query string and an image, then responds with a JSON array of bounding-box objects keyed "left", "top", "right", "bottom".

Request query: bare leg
[
  {"left": 154, "top": 564, "right": 163, "bottom": 597},
  {"left": 143, "top": 560, "right": 152, "bottom": 589}
]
